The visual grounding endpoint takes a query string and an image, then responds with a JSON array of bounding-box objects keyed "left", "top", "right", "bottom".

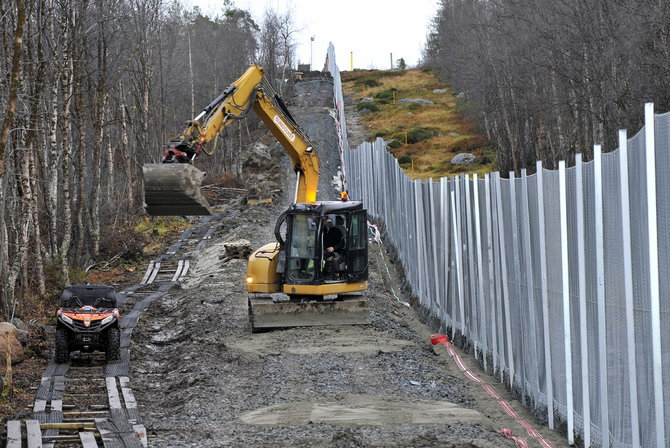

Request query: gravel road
[{"left": 129, "top": 76, "right": 568, "bottom": 448}]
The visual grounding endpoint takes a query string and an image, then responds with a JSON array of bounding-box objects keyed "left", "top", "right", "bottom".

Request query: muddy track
[{"left": 6, "top": 216, "right": 222, "bottom": 447}]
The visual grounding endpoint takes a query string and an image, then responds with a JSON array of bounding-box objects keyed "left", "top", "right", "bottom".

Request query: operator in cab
[{"left": 322, "top": 216, "right": 344, "bottom": 279}]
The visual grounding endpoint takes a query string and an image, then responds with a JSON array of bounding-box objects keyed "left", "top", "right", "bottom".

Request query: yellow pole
[
  {"left": 350, "top": 52, "right": 353, "bottom": 71},
  {"left": 393, "top": 91, "right": 397, "bottom": 104}
]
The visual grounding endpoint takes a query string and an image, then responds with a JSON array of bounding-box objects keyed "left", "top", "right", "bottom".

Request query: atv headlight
[
  {"left": 59, "top": 314, "right": 73, "bottom": 325},
  {"left": 101, "top": 315, "right": 116, "bottom": 326}
]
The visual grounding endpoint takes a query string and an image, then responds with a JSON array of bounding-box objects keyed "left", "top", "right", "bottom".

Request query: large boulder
[
  {"left": 0, "top": 323, "right": 25, "bottom": 364},
  {"left": 451, "top": 153, "right": 476, "bottom": 166}
]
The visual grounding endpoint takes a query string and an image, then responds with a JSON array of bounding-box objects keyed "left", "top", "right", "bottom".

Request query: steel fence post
[
  {"left": 449, "top": 178, "right": 457, "bottom": 338},
  {"left": 575, "top": 153, "right": 590, "bottom": 446},
  {"left": 491, "top": 173, "right": 505, "bottom": 382},
  {"left": 644, "top": 103, "right": 665, "bottom": 447},
  {"left": 451, "top": 189, "right": 465, "bottom": 338},
  {"left": 455, "top": 176, "right": 464, "bottom": 333},
  {"left": 485, "top": 173, "right": 498, "bottom": 375},
  {"left": 441, "top": 177, "right": 450, "bottom": 327},
  {"left": 465, "top": 174, "right": 476, "bottom": 342},
  {"left": 495, "top": 172, "right": 514, "bottom": 389},
  {"left": 414, "top": 179, "right": 424, "bottom": 305},
  {"left": 430, "top": 179, "right": 440, "bottom": 316},
  {"left": 520, "top": 169, "right": 538, "bottom": 404},
  {"left": 559, "top": 160, "right": 574, "bottom": 444},
  {"left": 618, "top": 129, "right": 640, "bottom": 447},
  {"left": 474, "top": 174, "right": 487, "bottom": 370},
  {"left": 594, "top": 144, "right": 609, "bottom": 447},
  {"left": 536, "top": 160, "right": 554, "bottom": 429},
  {"left": 509, "top": 171, "right": 525, "bottom": 400}
]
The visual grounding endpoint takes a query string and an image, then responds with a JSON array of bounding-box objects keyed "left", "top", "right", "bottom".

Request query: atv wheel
[
  {"left": 106, "top": 327, "right": 121, "bottom": 361},
  {"left": 55, "top": 327, "right": 69, "bottom": 364}
]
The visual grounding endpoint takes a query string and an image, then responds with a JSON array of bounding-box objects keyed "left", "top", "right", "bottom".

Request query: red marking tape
[
  {"left": 454, "top": 355, "right": 468, "bottom": 372},
  {"left": 429, "top": 333, "right": 555, "bottom": 448},
  {"left": 498, "top": 399, "right": 520, "bottom": 418},
  {"left": 500, "top": 428, "right": 529, "bottom": 448},
  {"left": 539, "top": 438, "right": 555, "bottom": 448},
  {"left": 482, "top": 384, "right": 501, "bottom": 399},
  {"left": 516, "top": 418, "right": 542, "bottom": 437},
  {"left": 464, "top": 370, "right": 482, "bottom": 383}
]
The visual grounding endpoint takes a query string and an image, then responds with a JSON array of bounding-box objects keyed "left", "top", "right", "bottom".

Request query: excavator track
[
  {"left": 6, "top": 215, "right": 222, "bottom": 447},
  {"left": 248, "top": 294, "right": 370, "bottom": 332}
]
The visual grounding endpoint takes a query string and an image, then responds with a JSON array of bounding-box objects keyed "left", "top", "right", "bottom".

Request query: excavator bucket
[
  {"left": 248, "top": 294, "right": 370, "bottom": 332},
  {"left": 143, "top": 164, "right": 212, "bottom": 216}
]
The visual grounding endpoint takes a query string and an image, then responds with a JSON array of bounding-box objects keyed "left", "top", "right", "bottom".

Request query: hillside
[{"left": 341, "top": 69, "right": 496, "bottom": 179}]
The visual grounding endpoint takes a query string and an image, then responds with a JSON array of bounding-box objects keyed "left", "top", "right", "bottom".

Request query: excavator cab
[
  {"left": 283, "top": 203, "right": 368, "bottom": 285},
  {"left": 247, "top": 201, "right": 370, "bottom": 331}
]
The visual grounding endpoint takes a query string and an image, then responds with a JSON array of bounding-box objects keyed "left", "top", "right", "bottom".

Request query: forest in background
[
  {"left": 0, "top": 0, "right": 298, "bottom": 318},
  {"left": 423, "top": 0, "right": 670, "bottom": 174}
]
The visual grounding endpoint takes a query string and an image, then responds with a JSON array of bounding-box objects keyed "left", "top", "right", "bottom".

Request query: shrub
[
  {"left": 387, "top": 139, "right": 402, "bottom": 149},
  {"left": 397, "top": 155, "right": 412, "bottom": 165},
  {"left": 99, "top": 228, "right": 149, "bottom": 261},
  {"left": 357, "top": 102, "right": 379, "bottom": 113},
  {"left": 375, "top": 88, "right": 397, "bottom": 102},
  {"left": 363, "top": 79, "right": 381, "bottom": 87},
  {"left": 382, "top": 70, "right": 406, "bottom": 78},
  {"left": 449, "top": 136, "right": 485, "bottom": 153},
  {"left": 479, "top": 155, "right": 492, "bottom": 165},
  {"left": 407, "top": 128, "right": 435, "bottom": 144}
]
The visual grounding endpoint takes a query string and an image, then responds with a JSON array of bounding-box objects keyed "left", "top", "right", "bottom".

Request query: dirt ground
[{"left": 129, "top": 76, "right": 570, "bottom": 447}]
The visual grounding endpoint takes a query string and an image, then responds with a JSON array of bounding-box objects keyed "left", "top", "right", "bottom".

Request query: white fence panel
[{"left": 325, "top": 42, "right": 668, "bottom": 447}]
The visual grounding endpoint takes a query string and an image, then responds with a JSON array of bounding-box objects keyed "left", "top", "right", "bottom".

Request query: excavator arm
[{"left": 144, "top": 66, "right": 320, "bottom": 215}]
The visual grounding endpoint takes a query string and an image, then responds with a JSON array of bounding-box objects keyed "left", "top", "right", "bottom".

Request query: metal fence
[{"left": 326, "top": 43, "right": 669, "bottom": 447}]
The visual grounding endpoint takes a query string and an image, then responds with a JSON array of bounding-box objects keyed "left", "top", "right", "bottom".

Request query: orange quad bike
[{"left": 55, "top": 285, "right": 121, "bottom": 363}]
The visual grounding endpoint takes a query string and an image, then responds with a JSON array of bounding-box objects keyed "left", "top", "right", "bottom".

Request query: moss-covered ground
[{"left": 341, "top": 69, "right": 496, "bottom": 179}]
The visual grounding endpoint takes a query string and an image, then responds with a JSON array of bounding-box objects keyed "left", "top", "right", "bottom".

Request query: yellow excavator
[{"left": 143, "top": 66, "right": 369, "bottom": 331}]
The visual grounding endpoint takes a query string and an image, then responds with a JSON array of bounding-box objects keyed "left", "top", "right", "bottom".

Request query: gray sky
[{"left": 186, "top": 0, "right": 439, "bottom": 70}]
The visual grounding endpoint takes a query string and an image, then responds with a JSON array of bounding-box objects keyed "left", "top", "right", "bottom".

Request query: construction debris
[{"left": 220, "top": 240, "right": 253, "bottom": 260}]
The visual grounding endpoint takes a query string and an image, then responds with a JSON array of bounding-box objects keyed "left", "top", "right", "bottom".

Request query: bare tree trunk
[
  {"left": 118, "top": 79, "right": 133, "bottom": 207},
  {"left": 74, "top": 68, "right": 87, "bottom": 262},
  {"left": 7, "top": 134, "right": 32, "bottom": 318},
  {"left": 0, "top": 0, "right": 26, "bottom": 317},
  {"left": 59, "top": 6, "right": 75, "bottom": 286},
  {"left": 91, "top": 99, "right": 106, "bottom": 257},
  {"left": 29, "top": 146, "right": 46, "bottom": 296},
  {"left": 25, "top": 4, "right": 47, "bottom": 296},
  {"left": 91, "top": 0, "right": 107, "bottom": 258},
  {"left": 47, "top": 1, "right": 61, "bottom": 260},
  {"left": 188, "top": 30, "right": 195, "bottom": 118},
  {"left": 0, "top": 0, "right": 25, "bottom": 179}
]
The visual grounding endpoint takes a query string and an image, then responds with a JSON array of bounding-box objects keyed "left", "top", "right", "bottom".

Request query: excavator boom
[{"left": 143, "top": 66, "right": 319, "bottom": 215}]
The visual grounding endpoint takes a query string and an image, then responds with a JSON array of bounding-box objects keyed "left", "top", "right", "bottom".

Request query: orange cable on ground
[{"left": 430, "top": 333, "right": 555, "bottom": 448}]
